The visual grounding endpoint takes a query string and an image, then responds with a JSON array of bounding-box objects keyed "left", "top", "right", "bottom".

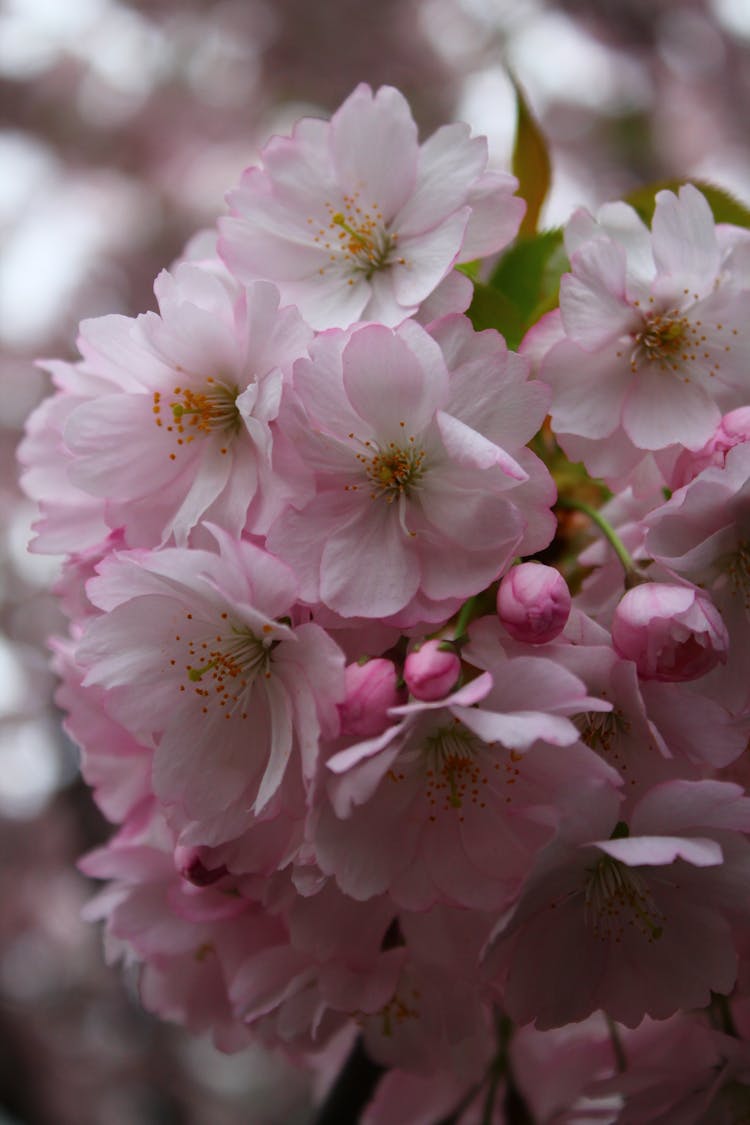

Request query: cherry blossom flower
[
  {"left": 403, "top": 639, "right": 460, "bottom": 701},
  {"left": 61, "top": 265, "right": 313, "bottom": 547},
  {"left": 315, "top": 647, "right": 615, "bottom": 911},
  {"left": 611, "top": 581, "right": 729, "bottom": 682},
  {"left": 219, "top": 83, "right": 524, "bottom": 331},
  {"left": 496, "top": 561, "right": 572, "bottom": 644},
  {"left": 76, "top": 530, "right": 345, "bottom": 847},
  {"left": 268, "top": 315, "right": 554, "bottom": 622},
  {"left": 486, "top": 780, "right": 750, "bottom": 1029},
  {"left": 339, "top": 659, "right": 405, "bottom": 738},
  {"left": 538, "top": 185, "right": 750, "bottom": 460},
  {"left": 23, "top": 77, "right": 750, "bottom": 1117},
  {"left": 644, "top": 440, "right": 750, "bottom": 709},
  {"left": 52, "top": 639, "right": 153, "bottom": 824},
  {"left": 80, "top": 801, "right": 265, "bottom": 1052}
]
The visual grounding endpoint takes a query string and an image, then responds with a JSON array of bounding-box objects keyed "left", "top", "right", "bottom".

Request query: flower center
[
  {"left": 180, "top": 618, "right": 278, "bottom": 720},
  {"left": 422, "top": 719, "right": 489, "bottom": 817},
  {"left": 367, "top": 443, "right": 425, "bottom": 500},
  {"left": 577, "top": 709, "right": 630, "bottom": 753},
  {"left": 308, "top": 194, "right": 407, "bottom": 282},
  {"left": 632, "top": 312, "right": 689, "bottom": 369},
  {"left": 378, "top": 988, "right": 420, "bottom": 1038},
  {"left": 622, "top": 299, "right": 735, "bottom": 381},
  {"left": 583, "top": 855, "right": 664, "bottom": 942},
  {"left": 152, "top": 377, "right": 240, "bottom": 461},
  {"left": 355, "top": 435, "right": 426, "bottom": 503}
]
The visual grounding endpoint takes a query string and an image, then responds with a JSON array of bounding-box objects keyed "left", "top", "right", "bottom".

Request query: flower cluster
[{"left": 21, "top": 84, "right": 750, "bottom": 1120}]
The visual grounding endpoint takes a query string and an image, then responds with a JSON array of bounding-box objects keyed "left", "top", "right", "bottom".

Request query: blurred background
[{"left": 2, "top": 0, "right": 750, "bottom": 1120}]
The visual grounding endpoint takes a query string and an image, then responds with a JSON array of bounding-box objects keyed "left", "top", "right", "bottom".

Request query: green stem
[
  {"left": 557, "top": 497, "right": 640, "bottom": 585},
  {"left": 605, "top": 1013, "right": 627, "bottom": 1074},
  {"left": 453, "top": 595, "right": 480, "bottom": 643}
]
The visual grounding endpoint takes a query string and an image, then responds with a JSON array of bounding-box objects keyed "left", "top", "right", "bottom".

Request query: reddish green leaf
[{"left": 511, "top": 75, "right": 552, "bottom": 237}]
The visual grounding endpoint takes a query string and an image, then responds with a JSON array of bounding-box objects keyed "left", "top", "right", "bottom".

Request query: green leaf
[
  {"left": 467, "top": 282, "right": 524, "bottom": 347},
  {"left": 455, "top": 259, "right": 481, "bottom": 280},
  {"left": 511, "top": 75, "right": 552, "bottom": 237},
  {"left": 489, "top": 228, "right": 567, "bottom": 328},
  {"left": 626, "top": 179, "right": 750, "bottom": 229}
]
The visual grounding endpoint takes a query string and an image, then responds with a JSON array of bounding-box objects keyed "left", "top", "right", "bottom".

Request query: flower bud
[
  {"left": 611, "top": 583, "right": 729, "bottom": 682},
  {"left": 404, "top": 639, "right": 460, "bottom": 701},
  {"left": 174, "top": 845, "right": 227, "bottom": 887},
  {"left": 338, "top": 658, "right": 401, "bottom": 738},
  {"left": 496, "top": 562, "right": 571, "bottom": 644}
]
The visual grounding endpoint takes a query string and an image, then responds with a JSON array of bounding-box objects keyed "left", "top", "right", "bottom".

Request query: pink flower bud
[
  {"left": 611, "top": 583, "right": 729, "bottom": 682},
  {"left": 404, "top": 639, "right": 460, "bottom": 701},
  {"left": 174, "top": 845, "right": 227, "bottom": 887},
  {"left": 496, "top": 562, "right": 571, "bottom": 644},
  {"left": 338, "top": 659, "right": 402, "bottom": 738}
]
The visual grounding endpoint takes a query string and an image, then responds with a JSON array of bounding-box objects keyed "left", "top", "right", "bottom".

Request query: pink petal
[
  {"left": 436, "top": 411, "right": 527, "bottom": 478},
  {"left": 595, "top": 835, "right": 723, "bottom": 868},
  {"left": 561, "top": 239, "right": 638, "bottom": 349},
  {"left": 330, "top": 84, "right": 419, "bottom": 220},
  {"left": 395, "top": 123, "right": 486, "bottom": 236},
  {"left": 320, "top": 503, "right": 420, "bottom": 617},
  {"left": 342, "top": 323, "right": 445, "bottom": 438},
  {"left": 392, "top": 210, "right": 469, "bottom": 308},
  {"left": 622, "top": 369, "right": 719, "bottom": 450},
  {"left": 651, "top": 185, "right": 720, "bottom": 283}
]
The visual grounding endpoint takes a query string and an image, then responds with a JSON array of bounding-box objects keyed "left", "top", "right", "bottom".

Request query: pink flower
[
  {"left": 540, "top": 186, "right": 750, "bottom": 456},
  {"left": 485, "top": 780, "right": 750, "bottom": 1029},
  {"left": 229, "top": 880, "right": 405, "bottom": 1052},
  {"left": 52, "top": 639, "right": 153, "bottom": 824},
  {"left": 268, "top": 315, "right": 554, "bottom": 622},
  {"left": 61, "top": 265, "right": 313, "bottom": 547},
  {"left": 339, "top": 659, "right": 403, "bottom": 738},
  {"left": 80, "top": 802, "right": 266, "bottom": 1052},
  {"left": 644, "top": 441, "right": 750, "bottom": 709},
  {"left": 403, "top": 639, "right": 460, "bottom": 701},
  {"left": 611, "top": 582, "right": 729, "bottom": 682},
  {"left": 496, "top": 562, "right": 571, "bottom": 644},
  {"left": 219, "top": 83, "right": 524, "bottom": 330},
  {"left": 18, "top": 355, "right": 117, "bottom": 555},
  {"left": 316, "top": 649, "right": 615, "bottom": 911},
  {"left": 76, "top": 529, "right": 345, "bottom": 846},
  {"left": 589, "top": 1014, "right": 750, "bottom": 1125}
]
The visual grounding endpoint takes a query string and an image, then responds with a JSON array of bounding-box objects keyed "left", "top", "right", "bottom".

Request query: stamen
[
  {"left": 319, "top": 193, "right": 402, "bottom": 280},
  {"left": 577, "top": 709, "right": 630, "bottom": 753},
  {"left": 152, "top": 378, "right": 240, "bottom": 458},
  {"left": 379, "top": 989, "right": 420, "bottom": 1038},
  {"left": 182, "top": 620, "right": 276, "bottom": 718},
  {"left": 422, "top": 721, "right": 490, "bottom": 819},
  {"left": 350, "top": 433, "right": 426, "bottom": 504},
  {"left": 627, "top": 306, "right": 728, "bottom": 381},
  {"left": 584, "top": 855, "right": 664, "bottom": 943}
]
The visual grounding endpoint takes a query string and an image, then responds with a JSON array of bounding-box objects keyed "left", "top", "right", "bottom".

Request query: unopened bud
[
  {"left": 174, "top": 845, "right": 227, "bottom": 887},
  {"left": 496, "top": 562, "right": 571, "bottom": 644},
  {"left": 338, "top": 659, "right": 402, "bottom": 738},
  {"left": 404, "top": 639, "right": 460, "bottom": 701},
  {"left": 611, "top": 582, "right": 729, "bottom": 682}
]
